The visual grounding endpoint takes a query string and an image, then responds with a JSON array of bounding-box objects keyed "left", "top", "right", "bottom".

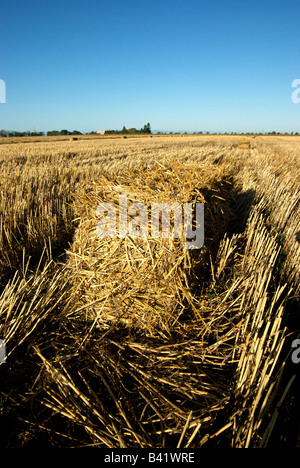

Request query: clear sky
[{"left": 0, "top": 0, "right": 299, "bottom": 133}]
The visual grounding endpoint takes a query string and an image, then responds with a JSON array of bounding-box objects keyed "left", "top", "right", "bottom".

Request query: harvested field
[{"left": 0, "top": 134, "right": 299, "bottom": 448}]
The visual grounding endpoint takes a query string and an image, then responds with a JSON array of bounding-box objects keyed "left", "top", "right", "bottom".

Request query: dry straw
[
  {"left": 66, "top": 159, "right": 233, "bottom": 336},
  {"left": 1, "top": 135, "right": 298, "bottom": 448},
  {"left": 238, "top": 139, "right": 251, "bottom": 150}
]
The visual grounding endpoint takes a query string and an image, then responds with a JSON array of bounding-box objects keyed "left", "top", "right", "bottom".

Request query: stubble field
[{"left": 0, "top": 133, "right": 299, "bottom": 448}]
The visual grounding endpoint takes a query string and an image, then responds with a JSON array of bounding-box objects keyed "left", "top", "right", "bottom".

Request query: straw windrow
[{"left": 66, "top": 160, "right": 233, "bottom": 335}]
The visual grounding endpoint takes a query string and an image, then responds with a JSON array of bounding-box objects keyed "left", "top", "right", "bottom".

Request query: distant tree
[{"left": 142, "top": 123, "right": 151, "bottom": 134}]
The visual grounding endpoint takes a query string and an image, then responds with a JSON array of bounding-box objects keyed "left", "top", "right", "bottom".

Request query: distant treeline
[
  {"left": 0, "top": 130, "right": 46, "bottom": 137},
  {"left": 0, "top": 129, "right": 83, "bottom": 137},
  {"left": 103, "top": 123, "right": 152, "bottom": 135},
  {"left": 46, "top": 130, "right": 82, "bottom": 136},
  {"left": 0, "top": 127, "right": 299, "bottom": 138},
  {"left": 0, "top": 124, "right": 152, "bottom": 138}
]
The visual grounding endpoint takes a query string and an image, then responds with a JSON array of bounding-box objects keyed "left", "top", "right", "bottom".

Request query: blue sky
[{"left": 0, "top": 0, "right": 299, "bottom": 133}]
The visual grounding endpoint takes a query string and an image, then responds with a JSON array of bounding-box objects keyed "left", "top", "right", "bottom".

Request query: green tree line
[{"left": 104, "top": 123, "right": 152, "bottom": 135}]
